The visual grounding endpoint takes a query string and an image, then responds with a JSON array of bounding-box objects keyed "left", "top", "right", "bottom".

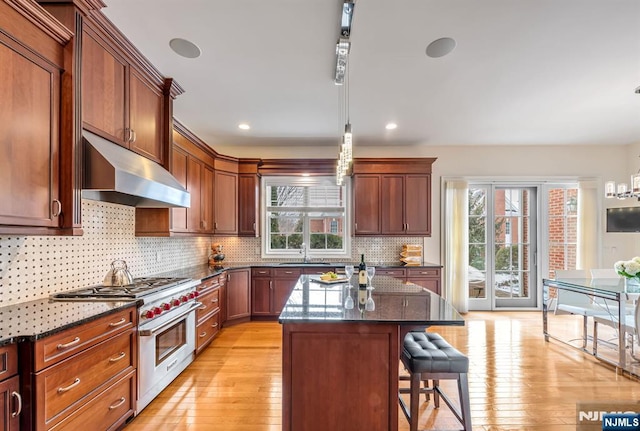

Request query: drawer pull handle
[
  {"left": 285, "top": 271, "right": 293, "bottom": 274},
  {"left": 199, "top": 332, "right": 207, "bottom": 338},
  {"left": 57, "top": 337, "right": 80, "bottom": 350},
  {"left": 109, "top": 317, "right": 127, "bottom": 327},
  {"left": 58, "top": 378, "right": 80, "bottom": 393},
  {"left": 109, "top": 397, "right": 126, "bottom": 410},
  {"left": 212, "top": 298, "right": 219, "bottom": 303},
  {"left": 109, "top": 352, "right": 126, "bottom": 363},
  {"left": 212, "top": 322, "right": 218, "bottom": 328},
  {"left": 11, "top": 391, "right": 21, "bottom": 417},
  {"left": 199, "top": 305, "right": 207, "bottom": 310}
]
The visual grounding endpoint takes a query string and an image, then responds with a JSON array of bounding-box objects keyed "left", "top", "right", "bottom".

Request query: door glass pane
[
  {"left": 494, "top": 188, "right": 531, "bottom": 304},
  {"left": 546, "top": 187, "right": 578, "bottom": 275},
  {"left": 469, "top": 188, "right": 487, "bottom": 299}
]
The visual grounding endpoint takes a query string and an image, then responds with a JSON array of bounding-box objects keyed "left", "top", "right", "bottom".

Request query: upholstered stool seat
[{"left": 399, "top": 332, "right": 472, "bottom": 431}]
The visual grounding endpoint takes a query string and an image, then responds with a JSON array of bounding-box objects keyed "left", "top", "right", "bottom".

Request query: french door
[{"left": 468, "top": 185, "right": 538, "bottom": 310}]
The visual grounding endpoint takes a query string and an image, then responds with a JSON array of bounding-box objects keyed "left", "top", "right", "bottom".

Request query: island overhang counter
[{"left": 279, "top": 275, "right": 464, "bottom": 431}]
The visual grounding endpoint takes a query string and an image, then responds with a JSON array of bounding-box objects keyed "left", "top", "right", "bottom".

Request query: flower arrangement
[{"left": 614, "top": 257, "right": 640, "bottom": 281}]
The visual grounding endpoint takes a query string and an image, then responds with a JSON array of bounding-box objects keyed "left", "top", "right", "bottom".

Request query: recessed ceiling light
[
  {"left": 426, "top": 37, "right": 456, "bottom": 58},
  {"left": 385, "top": 123, "right": 398, "bottom": 130},
  {"left": 238, "top": 123, "right": 250, "bottom": 130},
  {"left": 169, "top": 38, "right": 201, "bottom": 59}
]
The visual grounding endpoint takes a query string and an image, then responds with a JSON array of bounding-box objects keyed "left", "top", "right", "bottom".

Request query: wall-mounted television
[{"left": 606, "top": 207, "right": 640, "bottom": 232}]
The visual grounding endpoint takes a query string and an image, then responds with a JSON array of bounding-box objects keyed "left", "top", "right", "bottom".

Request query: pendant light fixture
[{"left": 335, "top": 1, "right": 355, "bottom": 185}]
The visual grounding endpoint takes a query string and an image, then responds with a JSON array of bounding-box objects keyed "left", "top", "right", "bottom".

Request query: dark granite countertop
[
  {"left": 154, "top": 261, "right": 442, "bottom": 282},
  {"left": 0, "top": 298, "right": 141, "bottom": 346},
  {"left": 0, "top": 261, "right": 442, "bottom": 346},
  {"left": 278, "top": 275, "right": 463, "bottom": 325}
]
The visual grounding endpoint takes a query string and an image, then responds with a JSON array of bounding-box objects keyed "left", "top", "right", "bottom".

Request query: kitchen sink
[{"left": 277, "top": 262, "right": 333, "bottom": 266}]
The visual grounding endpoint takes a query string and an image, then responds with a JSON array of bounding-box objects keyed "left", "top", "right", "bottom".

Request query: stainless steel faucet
[{"left": 300, "top": 242, "right": 309, "bottom": 263}]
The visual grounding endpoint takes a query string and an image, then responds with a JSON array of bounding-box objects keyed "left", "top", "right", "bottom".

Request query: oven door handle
[{"left": 139, "top": 301, "right": 202, "bottom": 336}]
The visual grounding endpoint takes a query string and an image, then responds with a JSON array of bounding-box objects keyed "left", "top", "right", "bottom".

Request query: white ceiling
[{"left": 102, "top": 0, "right": 640, "bottom": 149}]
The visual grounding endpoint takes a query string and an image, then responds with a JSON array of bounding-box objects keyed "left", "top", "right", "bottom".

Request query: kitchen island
[{"left": 279, "top": 275, "right": 464, "bottom": 431}]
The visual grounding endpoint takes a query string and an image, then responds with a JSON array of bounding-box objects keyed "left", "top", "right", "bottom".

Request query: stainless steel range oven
[{"left": 52, "top": 277, "right": 201, "bottom": 412}]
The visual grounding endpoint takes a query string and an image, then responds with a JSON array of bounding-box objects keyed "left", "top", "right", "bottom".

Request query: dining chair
[
  {"left": 554, "top": 270, "right": 612, "bottom": 348},
  {"left": 591, "top": 268, "right": 638, "bottom": 358},
  {"left": 593, "top": 298, "right": 639, "bottom": 360}
]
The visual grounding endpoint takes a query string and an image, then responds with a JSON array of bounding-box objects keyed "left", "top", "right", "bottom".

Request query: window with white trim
[{"left": 262, "top": 176, "right": 350, "bottom": 258}]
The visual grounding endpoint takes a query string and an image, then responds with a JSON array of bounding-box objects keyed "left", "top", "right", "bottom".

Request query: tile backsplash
[
  {"left": 0, "top": 200, "right": 426, "bottom": 306},
  {"left": 0, "top": 200, "right": 210, "bottom": 306}
]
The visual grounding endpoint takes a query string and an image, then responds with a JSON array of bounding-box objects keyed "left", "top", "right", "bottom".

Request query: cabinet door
[
  {"left": 187, "top": 157, "right": 203, "bottom": 232},
  {"left": 0, "top": 375, "right": 20, "bottom": 431},
  {"left": 404, "top": 174, "right": 431, "bottom": 235},
  {"left": 406, "top": 278, "right": 440, "bottom": 295},
  {"left": 272, "top": 278, "right": 297, "bottom": 315},
  {"left": 170, "top": 147, "right": 189, "bottom": 232},
  {"left": 251, "top": 277, "right": 272, "bottom": 316},
  {"left": 202, "top": 166, "right": 215, "bottom": 233},
  {"left": 238, "top": 174, "right": 259, "bottom": 236},
  {"left": 403, "top": 295, "right": 431, "bottom": 319},
  {"left": 129, "top": 69, "right": 163, "bottom": 164},
  {"left": 81, "top": 28, "right": 127, "bottom": 146},
  {"left": 0, "top": 32, "right": 61, "bottom": 228},
  {"left": 226, "top": 269, "right": 250, "bottom": 320},
  {"left": 381, "top": 175, "right": 405, "bottom": 234},
  {"left": 214, "top": 171, "right": 238, "bottom": 234},
  {"left": 353, "top": 175, "right": 381, "bottom": 235}
]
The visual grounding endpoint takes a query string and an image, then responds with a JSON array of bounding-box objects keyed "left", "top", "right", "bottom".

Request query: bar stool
[{"left": 399, "top": 332, "right": 472, "bottom": 431}]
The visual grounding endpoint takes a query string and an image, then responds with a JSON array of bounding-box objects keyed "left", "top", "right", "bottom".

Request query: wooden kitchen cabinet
[
  {"left": 376, "top": 267, "right": 441, "bottom": 295},
  {"left": 238, "top": 168, "right": 261, "bottom": 237},
  {"left": 19, "top": 306, "right": 137, "bottom": 431},
  {"left": 195, "top": 277, "right": 222, "bottom": 354},
  {"left": 352, "top": 158, "right": 436, "bottom": 237},
  {"left": 218, "top": 272, "right": 228, "bottom": 325},
  {"left": 214, "top": 168, "right": 238, "bottom": 235},
  {"left": 81, "top": 24, "right": 164, "bottom": 164},
  {"left": 251, "top": 268, "right": 273, "bottom": 316},
  {"left": 251, "top": 268, "right": 303, "bottom": 318},
  {"left": 405, "top": 267, "right": 441, "bottom": 295},
  {"left": 352, "top": 175, "right": 381, "bottom": 235},
  {"left": 136, "top": 122, "right": 215, "bottom": 236},
  {"left": 0, "top": 345, "right": 20, "bottom": 431},
  {"left": 0, "top": 1, "right": 77, "bottom": 235},
  {"left": 225, "top": 269, "right": 250, "bottom": 324}
]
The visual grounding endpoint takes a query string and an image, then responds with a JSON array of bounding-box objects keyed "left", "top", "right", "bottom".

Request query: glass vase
[{"left": 624, "top": 277, "right": 640, "bottom": 291}]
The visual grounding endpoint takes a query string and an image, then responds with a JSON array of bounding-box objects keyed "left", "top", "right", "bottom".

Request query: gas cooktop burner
[{"left": 51, "top": 277, "right": 193, "bottom": 300}]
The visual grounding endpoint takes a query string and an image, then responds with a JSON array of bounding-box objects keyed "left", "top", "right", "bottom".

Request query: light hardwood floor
[{"left": 124, "top": 312, "right": 640, "bottom": 431}]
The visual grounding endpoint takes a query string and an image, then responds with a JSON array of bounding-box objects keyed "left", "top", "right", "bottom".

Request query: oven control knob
[
  {"left": 180, "top": 295, "right": 188, "bottom": 303},
  {"left": 153, "top": 306, "right": 162, "bottom": 315},
  {"left": 188, "top": 292, "right": 195, "bottom": 299},
  {"left": 143, "top": 310, "right": 155, "bottom": 319},
  {"left": 193, "top": 290, "right": 200, "bottom": 297},
  {"left": 161, "top": 302, "right": 171, "bottom": 311},
  {"left": 172, "top": 298, "right": 181, "bottom": 307}
]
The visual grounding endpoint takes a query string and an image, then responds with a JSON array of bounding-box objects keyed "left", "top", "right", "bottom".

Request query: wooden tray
[{"left": 309, "top": 274, "right": 349, "bottom": 284}]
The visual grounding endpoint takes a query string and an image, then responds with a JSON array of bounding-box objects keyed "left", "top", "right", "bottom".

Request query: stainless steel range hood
[{"left": 82, "top": 130, "right": 190, "bottom": 208}]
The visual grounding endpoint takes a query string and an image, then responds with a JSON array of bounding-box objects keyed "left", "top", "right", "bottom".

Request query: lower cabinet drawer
[
  {"left": 196, "top": 288, "right": 220, "bottom": 323},
  {"left": 36, "top": 329, "right": 135, "bottom": 427},
  {"left": 36, "top": 308, "right": 136, "bottom": 370},
  {"left": 49, "top": 370, "right": 135, "bottom": 431},
  {"left": 196, "top": 311, "right": 220, "bottom": 354}
]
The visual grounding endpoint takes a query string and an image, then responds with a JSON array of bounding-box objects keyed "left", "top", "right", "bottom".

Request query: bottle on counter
[{"left": 358, "top": 254, "right": 367, "bottom": 308}]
